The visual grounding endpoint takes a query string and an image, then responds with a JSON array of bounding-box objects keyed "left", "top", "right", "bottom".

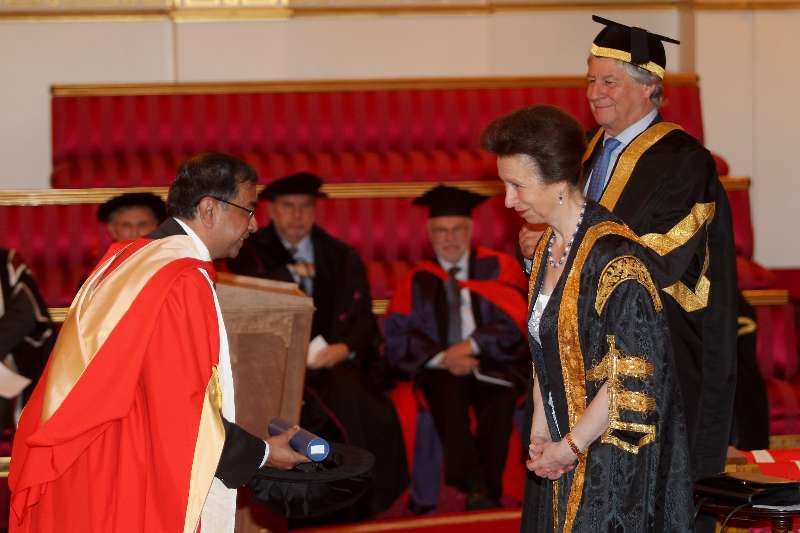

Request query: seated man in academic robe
[
  {"left": 228, "top": 172, "right": 408, "bottom": 518},
  {"left": 384, "top": 185, "right": 529, "bottom": 510},
  {"left": 79, "top": 192, "right": 169, "bottom": 287},
  {"left": 97, "top": 192, "right": 167, "bottom": 242},
  {"left": 9, "top": 153, "right": 308, "bottom": 533}
]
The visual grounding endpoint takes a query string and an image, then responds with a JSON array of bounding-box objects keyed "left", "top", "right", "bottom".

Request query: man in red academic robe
[{"left": 8, "top": 153, "right": 307, "bottom": 533}]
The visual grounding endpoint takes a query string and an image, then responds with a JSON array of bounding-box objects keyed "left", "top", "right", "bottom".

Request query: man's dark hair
[
  {"left": 167, "top": 152, "right": 257, "bottom": 219},
  {"left": 480, "top": 105, "right": 586, "bottom": 186}
]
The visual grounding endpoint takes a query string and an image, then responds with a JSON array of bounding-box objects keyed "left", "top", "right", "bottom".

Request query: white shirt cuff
[
  {"left": 469, "top": 337, "right": 480, "bottom": 355},
  {"left": 259, "top": 441, "right": 270, "bottom": 468},
  {"left": 425, "top": 351, "right": 445, "bottom": 368}
]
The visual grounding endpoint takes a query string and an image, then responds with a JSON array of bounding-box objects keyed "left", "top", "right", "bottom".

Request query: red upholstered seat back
[
  {"left": 50, "top": 78, "right": 704, "bottom": 187},
  {"left": 2, "top": 77, "right": 708, "bottom": 308}
]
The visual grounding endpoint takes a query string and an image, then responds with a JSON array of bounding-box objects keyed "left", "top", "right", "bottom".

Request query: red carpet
[{"left": 296, "top": 509, "right": 521, "bottom": 533}]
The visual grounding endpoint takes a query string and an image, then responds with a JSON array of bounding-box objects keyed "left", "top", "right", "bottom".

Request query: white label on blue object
[{"left": 310, "top": 445, "right": 326, "bottom": 455}]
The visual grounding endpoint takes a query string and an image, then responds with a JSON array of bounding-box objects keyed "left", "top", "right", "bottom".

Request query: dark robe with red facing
[{"left": 385, "top": 247, "right": 529, "bottom": 501}]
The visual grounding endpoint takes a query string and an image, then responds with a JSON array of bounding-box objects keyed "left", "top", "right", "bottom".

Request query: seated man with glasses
[
  {"left": 228, "top": 172, "right": 408, "bottom": 520},
  {"left": 385, "top": 185, "right": 529, "bottom": 512}
]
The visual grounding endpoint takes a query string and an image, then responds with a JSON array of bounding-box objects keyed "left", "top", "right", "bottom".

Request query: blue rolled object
[{"left": 268, "top": 417, "right": 330, "bottom": 462}]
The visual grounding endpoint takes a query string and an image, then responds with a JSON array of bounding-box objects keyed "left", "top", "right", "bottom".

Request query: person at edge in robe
[
  {"left": 227, "top": 171, "right": 408, "bottom": 519},
  {"left": 487, "top": 104, "right": 693, "bottom": 531},
  {"left": 8, "top": 153, "right": 309, "bottom": 533},
  {"left": 517, "top": 17, "right": 737, "bottom": 530},
  {"left": 0, "top": 248, "right": 54, "bottom": 433},
  {"left": 384, "top": 184, "right": 529, "bottom": 511},
  {"left": 78, "top": 192, "right": 170, "bottom": 289},
  {"left": 98, "top": 192, "right": 167, "bottom": 242}
]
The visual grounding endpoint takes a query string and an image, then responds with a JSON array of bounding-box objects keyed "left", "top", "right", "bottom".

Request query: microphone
[{"left": 268, "top": 417, "right": 330, "bottom": 462}]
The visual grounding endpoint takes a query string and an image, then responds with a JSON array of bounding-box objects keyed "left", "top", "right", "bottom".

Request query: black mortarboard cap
[
  {"left": 412, "top": 184, "right": 487, "bottom": 218},
  {"left": 591, "top": 15, "right": 680, "bottom": 79},
  {"left": 258, "top": 172, "right": 328, "bottom": 201},
  {"left": 248, "top": 442, "right": 375, "bottom": 519},
  {"left": 97, "top": 192, "right": 167, "bottom": 223}
]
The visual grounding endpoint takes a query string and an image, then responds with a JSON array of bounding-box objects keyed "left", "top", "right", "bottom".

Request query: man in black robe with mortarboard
[
  {"left": 519, "top": 16, "right": 739, "bottom": 531},
  {"left": 385, "top": 185, "right": 529, "bottom": 511},
  {"left": 227, "top": 172, "right": 408, "bottom": 520}
]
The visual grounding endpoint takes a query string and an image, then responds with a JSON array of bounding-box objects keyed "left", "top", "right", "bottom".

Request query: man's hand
[
  {"left": 519, "top": 224, "right": 544, "bottom": 260},
  {"left": 308, "top": 343, "right": 350, "bottom": 369},
  {"left": 265, "top": 426, "right": 311, "bottom": 470},
  {"left": 441, "top": 340, "right": 478, "bottom": 376}
]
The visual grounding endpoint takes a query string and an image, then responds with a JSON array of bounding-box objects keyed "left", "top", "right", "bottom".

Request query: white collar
[
  {"left": 607, "top": 108, "right": 658, "bottom": 148},
  {"left": 438, "top": 251, "right": 469, "bottom": 276},
  {"left": 281, "top": 234, "right": 313, "bottom": 257},
  {"left": 173, "top": 217, "right": 212, "bottom": 261}
]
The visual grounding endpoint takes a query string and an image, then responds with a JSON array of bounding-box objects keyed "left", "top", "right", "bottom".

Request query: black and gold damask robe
[
  {"left": 521, "top": 203, "right": 693, "bottom": 532},
  {"left": 584, "top": 119, "right": 738, "bottom": 483}
]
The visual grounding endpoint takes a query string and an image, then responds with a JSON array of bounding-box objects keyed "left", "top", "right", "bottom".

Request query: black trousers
[
  {"left": 418, "top": 369, "right": 517, "bottom": 500},
  {"left": 301, "top": 362, "right": 409, "bottom": 517}
]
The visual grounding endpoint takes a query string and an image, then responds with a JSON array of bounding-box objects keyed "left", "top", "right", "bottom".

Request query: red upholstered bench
[{"left": 49, "top": 77, "right": 705, "bottom": 188}]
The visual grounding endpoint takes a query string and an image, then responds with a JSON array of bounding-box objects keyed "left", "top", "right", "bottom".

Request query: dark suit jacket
[
  {"left": 149, "top": 218, "right": 265, "bottom": 488},
  {"left": 228, "top": 224, "right": 380, "bottom": 361}
]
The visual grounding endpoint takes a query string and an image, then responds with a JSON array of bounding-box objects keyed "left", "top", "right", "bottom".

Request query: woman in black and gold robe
[{"left": 482, "top": 105, "right": 693, "bottom": 532}]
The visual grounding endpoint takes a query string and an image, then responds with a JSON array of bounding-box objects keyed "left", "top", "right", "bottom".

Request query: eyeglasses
[
  {"left": 212, "top": 196, "right": 255, "bottom": 219},
  {"left": 430, "top": 225, "right": 470, "bottom": 239}
]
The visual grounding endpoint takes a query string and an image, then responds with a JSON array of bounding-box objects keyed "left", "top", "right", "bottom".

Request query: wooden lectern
[{"left": 216, "top": 272, "right": 313, "bottom": 533}]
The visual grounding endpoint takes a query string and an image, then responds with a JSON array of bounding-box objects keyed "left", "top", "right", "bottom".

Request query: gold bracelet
[{"left": 564, "top": 432, "right": 585, "bottom": 460}]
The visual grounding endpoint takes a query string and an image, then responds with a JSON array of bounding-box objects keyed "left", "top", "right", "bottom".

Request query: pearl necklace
[{"left": 546, "top": 201, "right": 587, "bottom": 269}]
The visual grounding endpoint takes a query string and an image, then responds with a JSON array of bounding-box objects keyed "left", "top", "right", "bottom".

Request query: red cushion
[
  {"left": 726, "top": 187, "right": 754, "bottom": 259},
  {"left": 755, "top": 303, "right": 798, "bottom": 382},
  {"left": 50, "top": 82, "right": 706, "bottom": 188},
  {"left": 766, "top": 377, "right": 800, "bottom": 435},
  {"left": 737, "top": 256, "right": 777, "bottom": 290},
  {"left": 772, "top": 269, "right": 800, "bottom": 302},
  {"left": 51, "top": 149, "right": 497, "bottom": 188},
  {"left": 711, "top": 152, "right": 730, "bottom": 176}
]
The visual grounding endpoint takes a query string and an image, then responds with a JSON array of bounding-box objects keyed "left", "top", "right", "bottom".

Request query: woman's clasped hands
[{"left": 526, "top": 436, "right": 577, "bottom": 480}]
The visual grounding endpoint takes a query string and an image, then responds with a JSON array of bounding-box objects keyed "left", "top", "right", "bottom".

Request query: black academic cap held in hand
[
  {"left": 412, "top": 184, "right": 488, "bottom": 218},
  {"left": 591, "top": 15, "right": 680, "bottom": 79},
  {"left": 97, "top": 192, "right": 167, "bottom": 223},
  {"left": 258, "top": 172, "right": 328, "bottom": 201},
  {"left": 248, "top": 442, "right": 375, "bottom": 519}
]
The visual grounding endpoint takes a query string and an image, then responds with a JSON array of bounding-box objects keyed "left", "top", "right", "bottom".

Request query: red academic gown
[{"left": 8, "top": 236, "right": 226, "bottom": 532}]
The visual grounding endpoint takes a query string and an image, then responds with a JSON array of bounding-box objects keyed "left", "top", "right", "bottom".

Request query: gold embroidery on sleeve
[
  {"left": 639, "top": 202, "right": 715, "bottom": 256},
  {"left": 588, "top": 336, "right": 657, "bottom": 454},
  {"left": 595, "top": 255, "right": 662, "bottom": 316},
  {"left": 662, "top": 235, "right": 711, "bottom": 312},
  {"left": 557, "top": 220, "right": 644, "bottom": 531}
]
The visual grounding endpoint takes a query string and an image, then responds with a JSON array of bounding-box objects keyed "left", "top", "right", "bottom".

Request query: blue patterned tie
[{"left": 586, "top": 137, "right": 621, "bottom": 202}]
